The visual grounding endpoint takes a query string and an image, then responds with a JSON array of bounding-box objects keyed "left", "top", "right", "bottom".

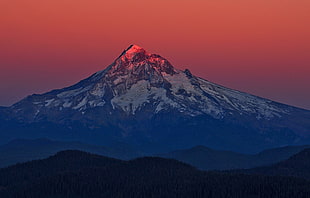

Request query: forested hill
[{"left": 1, "top": 150, "right": 310, "bottom": 198}]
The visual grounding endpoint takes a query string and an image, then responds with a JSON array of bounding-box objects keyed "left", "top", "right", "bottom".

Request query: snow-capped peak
[
  {"left": 6, "top": 45, "right": 309, "bottom": 154},
  {"left": 13, "top": 45, "right": 291, "bottom": 120},
  {"left": 107, "top": 44, "right": 177, "bottom": 77},
  {"left": 115, "top": 44, "right": 149, "bottom": 65},
  {"left": 122, "top": 44, "right": 147, "bottom": 59}
]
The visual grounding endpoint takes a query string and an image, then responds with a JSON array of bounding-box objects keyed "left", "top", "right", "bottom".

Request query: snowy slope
[
  {"left": 2, "top": 45, "right": 309, "bottom": 153},
  {"left": 11, "top": 45, "right": 291, "bottom": 120}
]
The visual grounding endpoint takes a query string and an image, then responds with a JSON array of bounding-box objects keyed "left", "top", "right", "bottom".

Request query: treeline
[{"left": 0, "top": 150, "right": 310, "bottom": 198}]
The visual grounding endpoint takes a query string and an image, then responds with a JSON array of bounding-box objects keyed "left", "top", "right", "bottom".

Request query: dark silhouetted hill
[
  {"left": 1, "top": 150, "right": 310, "bottom": 198},
  {"left": 0, "top": 138, "right": 141, "bottom": 168},
  {"left": 238, "top": 148, "right": 310, "bottom": 180}
]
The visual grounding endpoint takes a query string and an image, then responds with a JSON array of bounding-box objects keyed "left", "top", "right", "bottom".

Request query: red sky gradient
[{"left": 0, "top": 0, "right": 309, "bottom": 109}]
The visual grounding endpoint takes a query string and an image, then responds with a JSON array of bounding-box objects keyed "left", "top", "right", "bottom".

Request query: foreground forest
[{"left": 0, "top": 150, "right": 310, "bottom": 198}]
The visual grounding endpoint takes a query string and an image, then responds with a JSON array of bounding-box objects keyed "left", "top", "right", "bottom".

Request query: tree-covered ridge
[{"left": 1, "top": 150, "right": 310, "bottom": 198}]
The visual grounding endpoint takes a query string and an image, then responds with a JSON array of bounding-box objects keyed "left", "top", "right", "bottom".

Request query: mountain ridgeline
[
  {"left": 157, "top": 144, "right": 310, "bottom": 170},
  {"left": 0, "top": 138, "right": 141, "bottom": 168},
  {"left": 1, "top": 138, "right": 309, "bottom": 169},
  {"left": 234, "top": 148, "right": 310, "bottom": 180},
  {"left": 0, "top": 45, "right": 309, "bottom": 153}
]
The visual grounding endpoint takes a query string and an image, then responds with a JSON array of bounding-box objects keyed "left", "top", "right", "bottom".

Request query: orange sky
[{"left": 0, "top": 0, "right": 309, "bottom": 109}]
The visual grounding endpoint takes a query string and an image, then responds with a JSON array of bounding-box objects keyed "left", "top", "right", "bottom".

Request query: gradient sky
[{"left": 0, "top": 0, "right": 309, "bottom": 109}]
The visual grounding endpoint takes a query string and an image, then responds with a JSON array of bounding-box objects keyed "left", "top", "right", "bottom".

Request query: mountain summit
[
  {"left": 1, "top": 45, "right": 309, "bottom": 153},
  {"left": 119, "top": 44, "right": 149, "bottom": 60},
  {"left": 115, "top": 44, "right": 175, "bottom": 75}
]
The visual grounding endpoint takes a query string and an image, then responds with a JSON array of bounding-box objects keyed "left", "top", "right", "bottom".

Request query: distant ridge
[
  {"left": 1, "top": 138, "right": 309, "bottom": 170},
  {"left": 237, "top": 148, "right": 310, "bottom": 180},
  {"left": 158, "top": 144, "right": 310, "bottom": 170}
]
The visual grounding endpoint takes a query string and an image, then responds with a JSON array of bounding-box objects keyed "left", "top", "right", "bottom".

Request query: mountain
[
  {"left": 0, "top": 138, "right": 141, "bottom": 168},
  {"left": 237, "top": 148, "right": 310, "bottom": 180},
  {"left": 1, "top": 150, "right": 310, "bottom": 198},
  {"left": 0, "top": 45, "right": 309, "bottom": 153},
  {"left": 158, "top": 145, "right": 310, "bottom": 170}
]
